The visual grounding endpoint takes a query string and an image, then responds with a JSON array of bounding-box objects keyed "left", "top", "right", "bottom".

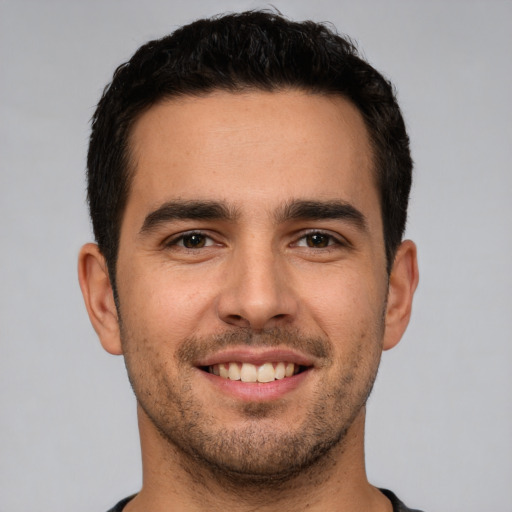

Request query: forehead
[{"left": 126, "top": 90, "right": 378, "bottom": 224}]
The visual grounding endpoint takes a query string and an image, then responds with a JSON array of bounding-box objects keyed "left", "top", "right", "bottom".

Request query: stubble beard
[{"left": 122, "top": 326, "right": 383, "bottom": 489}]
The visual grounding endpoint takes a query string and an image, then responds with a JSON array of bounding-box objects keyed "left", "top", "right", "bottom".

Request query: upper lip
[{"left": 194, "top": 347, "right": 316, "bottom": 368}]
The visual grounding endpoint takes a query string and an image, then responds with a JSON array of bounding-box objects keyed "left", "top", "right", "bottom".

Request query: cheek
[
  {"left": 117, "top": 264, "right": 218, "bottom": 344},
  {"left": 300, "top": 266, "right": 387, "bottom": 334}
]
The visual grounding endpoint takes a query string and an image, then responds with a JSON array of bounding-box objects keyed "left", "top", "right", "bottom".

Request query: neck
[{"left": 125, "top": 405, "right": 391, "bottom": 512}]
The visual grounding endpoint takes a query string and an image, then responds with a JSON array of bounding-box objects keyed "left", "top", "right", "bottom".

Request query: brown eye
[
  {"left": 306, "top": 233, "right": 330, "bottom": 248},
  {"left": 182, "top": 233, "right": 207, "bottom": 248}
]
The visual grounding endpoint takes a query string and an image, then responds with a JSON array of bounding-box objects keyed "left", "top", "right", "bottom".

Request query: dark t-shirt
[
  {"left": 381, "top": 489, "right": 424, "bottom": 512},
  {"left": 107, "top": 489, "right": 424, "bottom": 511}
]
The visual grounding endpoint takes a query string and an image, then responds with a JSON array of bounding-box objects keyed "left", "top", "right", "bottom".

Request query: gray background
[{"left": 1, "top": 1, "right": 511, "bottom": 511}]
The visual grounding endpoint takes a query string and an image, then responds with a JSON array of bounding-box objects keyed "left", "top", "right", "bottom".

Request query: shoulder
[{"left": 380, "top": 488, "right": 425, "bottom": 512}]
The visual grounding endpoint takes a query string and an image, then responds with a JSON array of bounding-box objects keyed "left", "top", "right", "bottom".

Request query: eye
[
  {"left": 296, "top": 231, "right": 339, "bottom": 248},
  {"left": 305, "top": 233, "right": 331, "bottom": 248},
  {"left": 166, "top": 232, "right": 215, "bottom": 249}
]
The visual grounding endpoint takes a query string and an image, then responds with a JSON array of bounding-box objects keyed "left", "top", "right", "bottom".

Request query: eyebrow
[
  {"left": 276, "top": 200, "right": 368, "bottom": 231},
  {"left": 139, "top": 200, "right": 239, "bottom": 234},
  {"left": 139, "top": 198, "right": 367, "bottom": 235}
]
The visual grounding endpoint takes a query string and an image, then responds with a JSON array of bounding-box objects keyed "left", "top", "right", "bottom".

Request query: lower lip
[{"left": 199, "top": 368, "right": 311, "bottom": 402}]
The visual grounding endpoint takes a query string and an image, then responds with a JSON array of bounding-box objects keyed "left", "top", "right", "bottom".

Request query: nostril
[{"left": 224, "top": 314, "right": 250, "bottom": 327}]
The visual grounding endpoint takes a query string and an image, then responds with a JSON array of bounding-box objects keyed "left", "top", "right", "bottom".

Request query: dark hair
[{"left": 87, "top": 10, "right": 412, "bottom": 286}]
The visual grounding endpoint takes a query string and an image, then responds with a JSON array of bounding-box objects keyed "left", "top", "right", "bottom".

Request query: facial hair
[{"left": 121, "top": 325, "right": 383, "bottom": 486}]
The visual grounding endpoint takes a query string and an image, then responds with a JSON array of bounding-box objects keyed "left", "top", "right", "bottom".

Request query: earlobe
[
  {"left": 382, "top": 240, "right": 419, "bottom": 351},
  {"left": 78, "top": 243, "right": 123, "bottom": 355}
]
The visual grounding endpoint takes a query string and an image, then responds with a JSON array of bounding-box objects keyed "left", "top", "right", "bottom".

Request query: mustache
[{"left": 177, "top": 327, "right": 332, "bottom": 364}]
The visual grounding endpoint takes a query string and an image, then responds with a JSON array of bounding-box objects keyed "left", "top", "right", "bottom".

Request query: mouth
[
  {"left": 195, "top": 350, "right": 315, "bottom": 402},
  {"left": 200, "top": 361, "right": 309, "bottom": 383}
]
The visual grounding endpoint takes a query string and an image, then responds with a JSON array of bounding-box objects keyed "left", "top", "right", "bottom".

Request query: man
[{"left": 78, "top": 10, "right": 420, "bottom": 512}]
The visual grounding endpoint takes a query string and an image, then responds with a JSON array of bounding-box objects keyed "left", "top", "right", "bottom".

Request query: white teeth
[
  {"left": 257, "top": 362, "right": 275, "bottom": 383},
  {"left": 209, "top": 362, "right": 301, "bottom": 382},
  {"left": 274, "top": 362, "right": 286, "bottom": 380},
  {"left": 240, "top": 363, "right": 258, "bottom": 382},
  {"left": 219, "top": 364, "right": 229, "bottom": 378},
  {"left": 228, "top": 362, "right": 241, "bottom": 380}
]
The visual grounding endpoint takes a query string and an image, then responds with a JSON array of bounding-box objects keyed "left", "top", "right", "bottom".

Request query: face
[{"left": 112, "top": 90, "right": 394, "bottom": 479}]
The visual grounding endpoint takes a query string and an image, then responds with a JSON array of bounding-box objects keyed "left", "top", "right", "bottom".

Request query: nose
[{"left": 216, "top": 246, "right": 299, "bottom": 331}]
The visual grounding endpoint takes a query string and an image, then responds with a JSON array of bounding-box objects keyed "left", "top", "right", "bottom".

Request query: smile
[{"left": 206, "top": 362, "right": 305, "bottom": 383}]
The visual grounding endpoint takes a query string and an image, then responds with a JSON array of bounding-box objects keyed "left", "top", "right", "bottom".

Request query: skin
[{"left": 79, "top": 90, "right": 418, "bottom": 511}]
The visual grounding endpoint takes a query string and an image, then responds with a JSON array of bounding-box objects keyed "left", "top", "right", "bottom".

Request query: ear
[
  {"left": 78, "top": 243, "right": 123, "bottom": 355},
  {"left": 382, "top": 240, "right": 419, "bottom": 351}
]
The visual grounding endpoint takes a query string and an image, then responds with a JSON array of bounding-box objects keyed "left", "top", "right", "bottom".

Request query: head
[
  {"left": 80, "top": 11, "right": 418, "bottom": 488},
  {"left": 87, "top": 10, "right": 412, "bottom": 292}
]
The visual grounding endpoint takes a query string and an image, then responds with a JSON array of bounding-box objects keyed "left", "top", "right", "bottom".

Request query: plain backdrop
[{"left": 1, "top": 1, "right": 511, "bottom": 511}]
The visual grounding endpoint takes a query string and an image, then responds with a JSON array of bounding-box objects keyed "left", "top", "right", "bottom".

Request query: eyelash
[
  {"left": 164, "top": 229, "right": 347, "bottom": 251},
  {"left": 293, "top": 230, "right": 347, "bottom": 250},
  {"left": 164, "top": 231, "right": 217, "bottom": 250}
]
